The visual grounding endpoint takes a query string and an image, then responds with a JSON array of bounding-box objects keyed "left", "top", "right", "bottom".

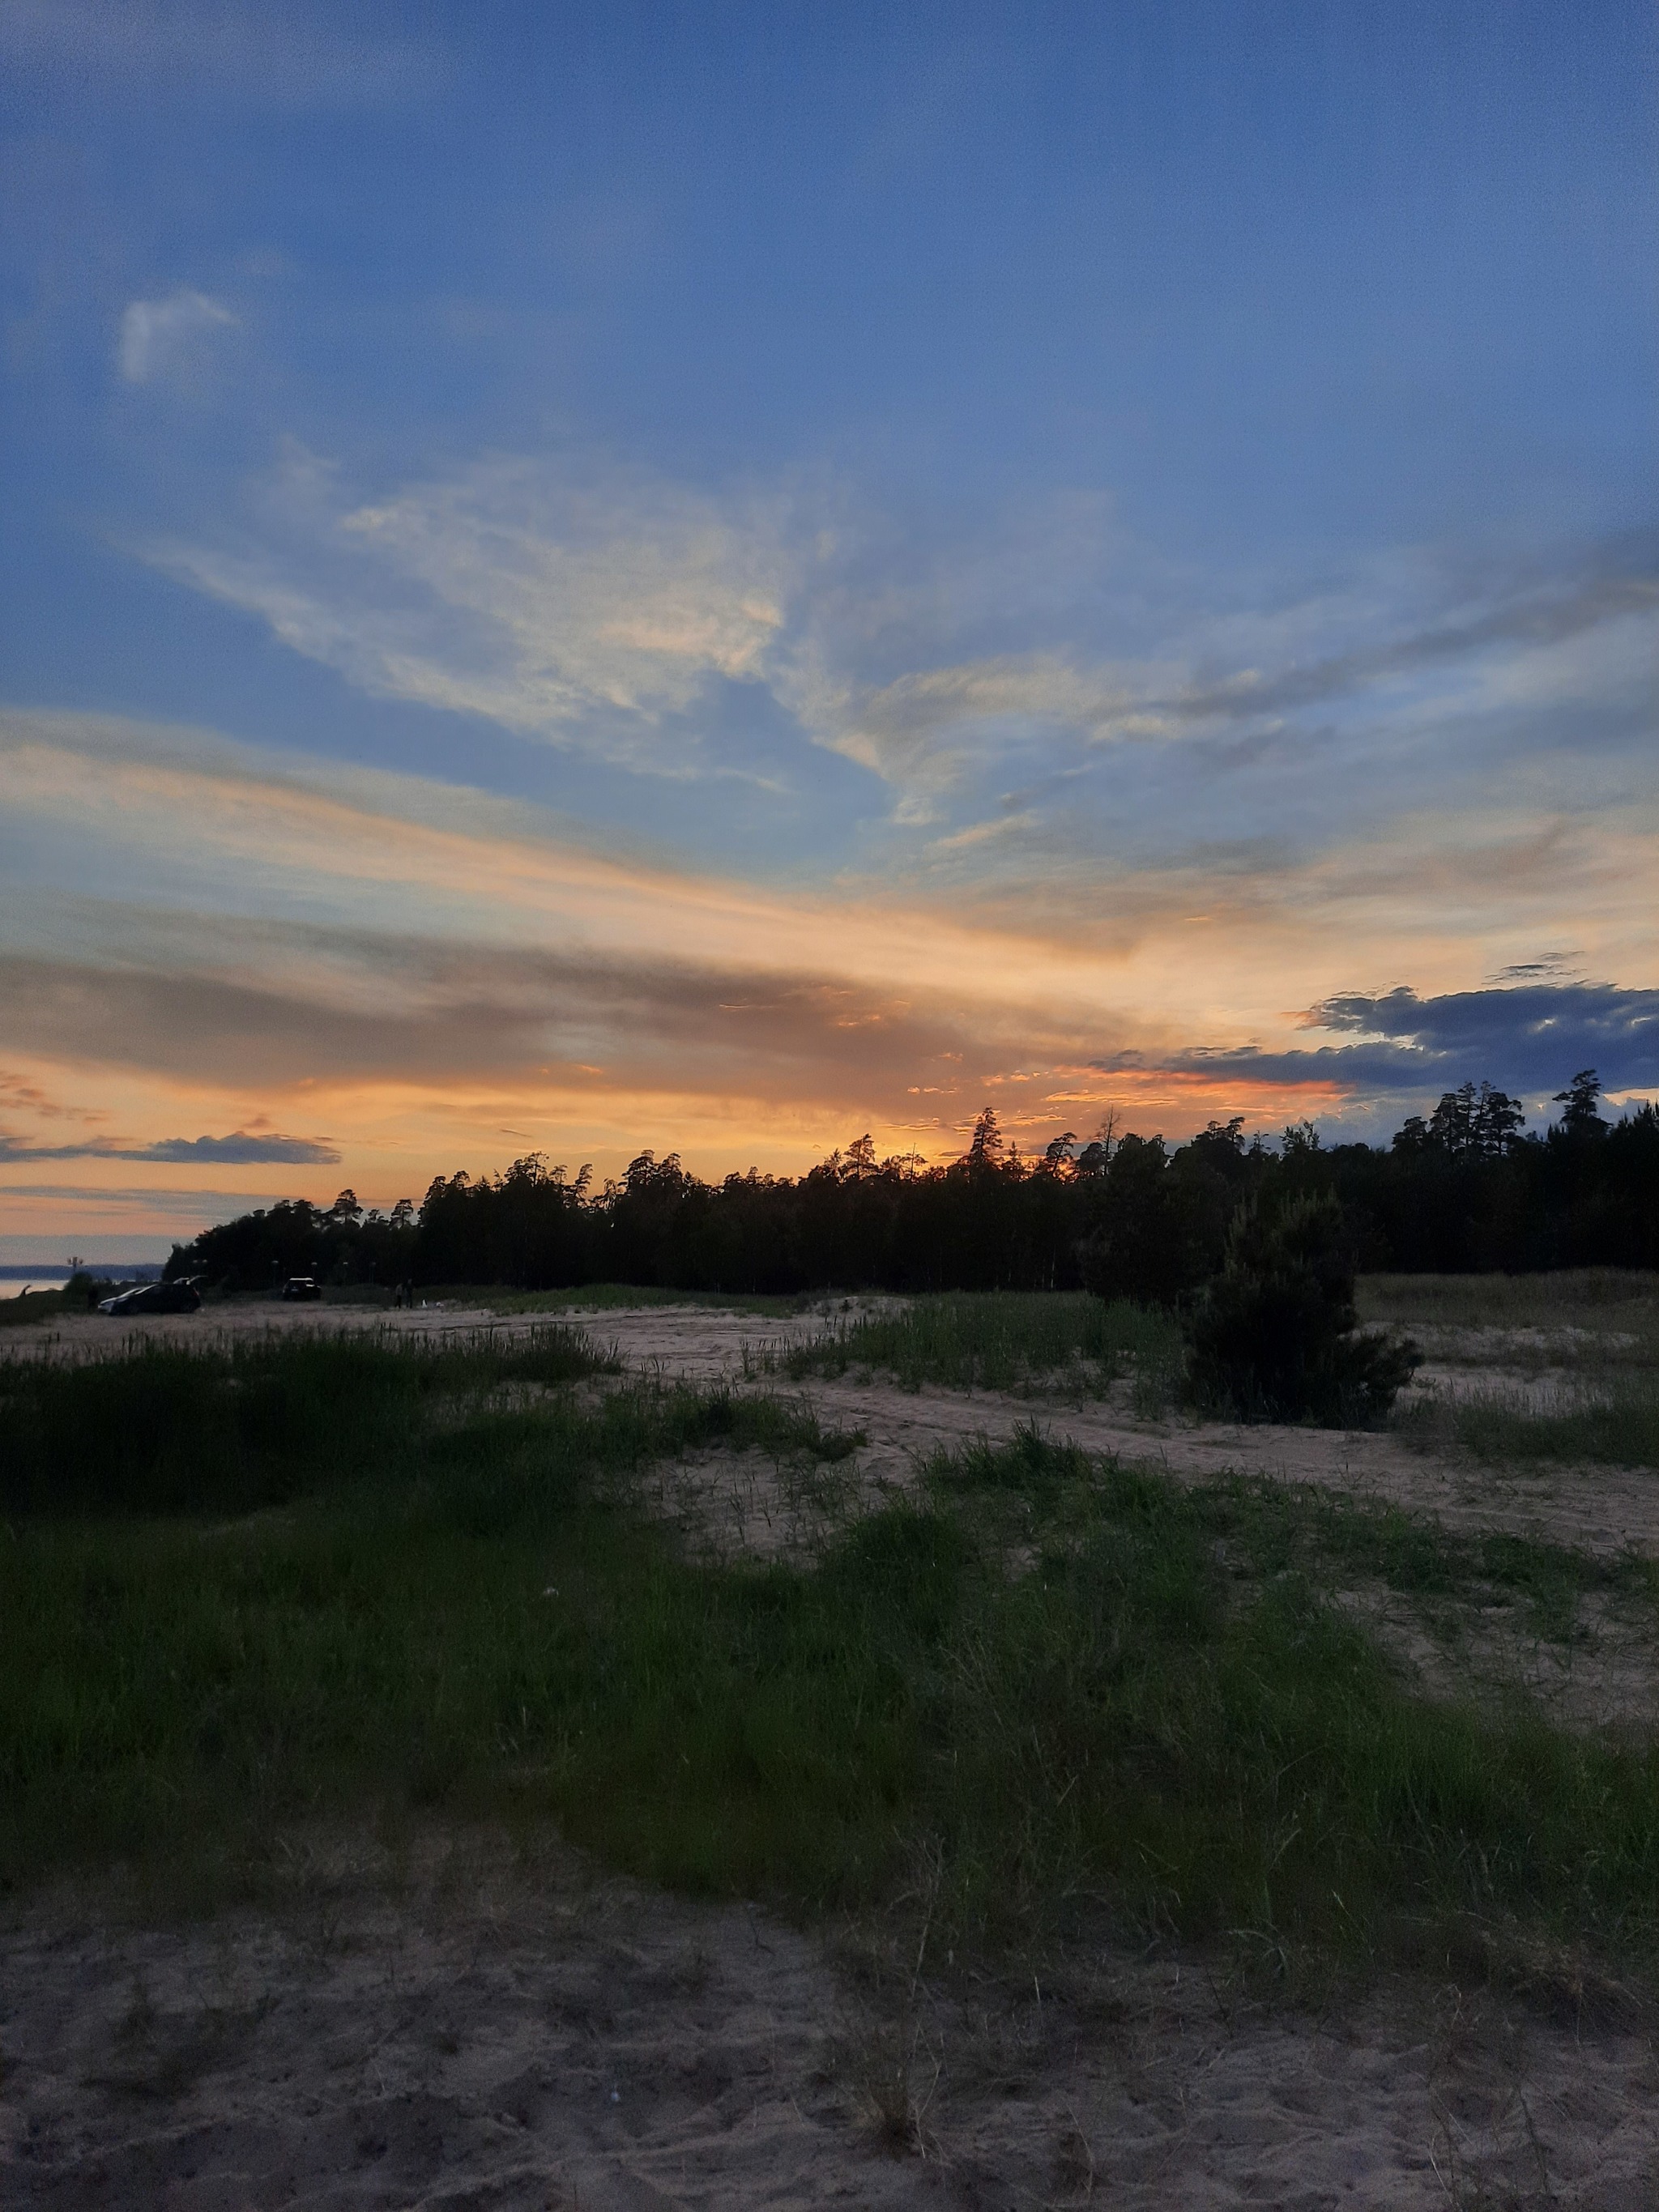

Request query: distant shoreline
[
  {"left": 0, "top": 1264, "right": 164, "bottom": 1300},
  {"left": 0, "top": 1264, "right": 161, "bottom": 1280}
]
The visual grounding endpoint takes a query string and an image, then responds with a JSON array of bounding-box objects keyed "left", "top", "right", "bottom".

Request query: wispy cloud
[
  {"left": 143, "top": 451, "right": 794, "bottom": 774},
  {"left": 117, "top": 290, "right": 238, "bottom": 384},
  {"left": 139, "top": 447, "right": 1657, "bottom": 844}
]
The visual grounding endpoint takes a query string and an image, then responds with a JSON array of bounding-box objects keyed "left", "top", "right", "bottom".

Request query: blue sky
[{"left": 1, "top": 0, "right": 1654, "bottom": 1254}]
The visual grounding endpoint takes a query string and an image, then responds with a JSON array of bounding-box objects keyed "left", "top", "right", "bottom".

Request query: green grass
[
  {"left": 934, "top": 1424, "right": 1648, "bottom": 1648},
  {"left": 912, "top": 1432, "right": 1659, "bottom": 1956},
  {"left": 0, "top": 1328, "right": 873, "bottom": 1521},
  {"left": 0, "top": 1325, "right": 622, "bottom": 1517},
  {"left": 1399, "top": 1380, "right": 1659, "bottom": 1471},
  {"left": 6, "top": 1337, "right": 1659, "bottom": 1981},
  {"left": 783, "top": 1290, "right": 1185, "bottom": 1405}
]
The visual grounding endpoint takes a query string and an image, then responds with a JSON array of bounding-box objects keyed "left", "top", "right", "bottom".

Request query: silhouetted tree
[
  {"left": 167, "top": 1065, "right": 1659, "bottom": 1294},
  {"left": 1422, "top": 1081, "right": 1525, "bottom": 1158},
  {"left": 966, "top": 1106, "right": 1004, "bottom": 1168},
  {"left": 1077, "top": 1132, "right": 1231, "bottom": 1306},
  {"left": 1554, "top": 1068, "right": 1606, "bottom": 1139}
]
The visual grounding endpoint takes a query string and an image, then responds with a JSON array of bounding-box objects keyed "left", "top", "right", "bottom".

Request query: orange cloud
[{"left": 2, "top": 706, "right": 1656, "bottom": 1234}]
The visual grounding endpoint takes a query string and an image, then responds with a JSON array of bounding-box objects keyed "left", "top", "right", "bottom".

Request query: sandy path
[
  {"left": 5, "top": 1837, "right": 1653, "bottom": 2210},
  {"left": 802, "top": 1373, "right": 1659, "bottom": 1562},
  {"left": 590, "top": 1304, "right": 1659, "bottom": 1565}
]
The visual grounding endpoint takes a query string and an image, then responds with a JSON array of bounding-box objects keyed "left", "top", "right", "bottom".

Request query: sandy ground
[
  {"left": 6, "top": 1835, "right": 1657, "bottom": 2211},
  {"left": 7, "top": 1298, "right": 1659, "bottom": 2207}
]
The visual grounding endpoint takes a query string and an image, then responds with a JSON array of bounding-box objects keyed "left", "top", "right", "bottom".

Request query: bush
[{"left": 1185, "top": 1191, "right": 1419, "bottom": 1424}]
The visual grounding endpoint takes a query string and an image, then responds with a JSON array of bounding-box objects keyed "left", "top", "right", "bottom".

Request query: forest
[{"left": 165, "top": 1069, "right": 1659, "bottom": 1299}]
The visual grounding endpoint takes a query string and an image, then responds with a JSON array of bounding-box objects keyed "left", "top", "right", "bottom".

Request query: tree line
[{"left": 166, "top": 1070, "right": 1659, "bottom": 1298}]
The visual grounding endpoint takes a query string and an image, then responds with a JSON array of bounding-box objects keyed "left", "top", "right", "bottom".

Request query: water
[
  {"left": 0, "top": 1270, "right": 71, "bottom": 1301},
  {"left": 0, "top": 1268, "right": 160, "bottom": 1301}
]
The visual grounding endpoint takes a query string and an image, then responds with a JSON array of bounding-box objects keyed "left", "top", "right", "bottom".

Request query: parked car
[
  {"left": 281, "top": 1276, "right": 323, "bottom": 1302},
  {"left": 97, "top": 1277, "right": 203, "bottom": 1316}
]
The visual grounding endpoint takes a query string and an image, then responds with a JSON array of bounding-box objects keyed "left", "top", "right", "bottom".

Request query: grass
[
  {"left": 782, "top": 1290, "right": 1186, "bottom": 1407},
  {"left": 6, "top": 1332, "right": 1659, "bottom": 1984},
  {"left": 1399, "top": 1380, "right": 1659, "bottom": 1471},
  {"left": 1359, "top": 1269, "right": 1659, "bottom": 1353},
  {"left": 0, "top": 1327, "right": 872, "bottom": 1522},
  {"left": 935, "top": 1423, "right": 1652, "bottom": 1650},
  {"left": 909, "top": 1431, "right": 1659, "bottom": 1963},
  {"left": 0, "top": 1325, "right": 621, "bottom": 1517}
]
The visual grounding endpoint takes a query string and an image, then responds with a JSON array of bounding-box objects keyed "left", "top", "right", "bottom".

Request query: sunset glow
[{"left": 2, "top": 5, "right": 1654, "bottom": 1255}]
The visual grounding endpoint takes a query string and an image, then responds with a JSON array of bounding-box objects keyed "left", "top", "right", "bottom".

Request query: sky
[{"left": 2, "top": 0, "right": 1655, "bottom": 1259}]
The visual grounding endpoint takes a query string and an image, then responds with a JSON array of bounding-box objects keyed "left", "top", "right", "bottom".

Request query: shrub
[{"left": 1185, "top": 1191, "right": 1419, "bottom": 1424}]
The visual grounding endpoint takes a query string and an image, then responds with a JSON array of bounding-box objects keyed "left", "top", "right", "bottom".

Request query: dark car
[
  {"left": 97, "top": 1277, "right": 203, "bottom": 1316},
  {"left": 281, "top": 1276, "right": 323, "bottom": 1302}
]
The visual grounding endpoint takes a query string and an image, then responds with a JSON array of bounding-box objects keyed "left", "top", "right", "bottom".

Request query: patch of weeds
[
  {"left": 842, "top": 2002, "right": 941, "bottom": 2156},
  {"left": 833, "top": 1844, "right": 948, "bottom": 2157},
  {"left": 1427, "top": 1987, "right": 1559, "bottom": 2210},
  {"left": 650, "top": 1387, "right": 864, "bottom": 1463},
  {"left": 1178, "top": 1476, "right": 1640, "bottom": 1651},
  {"left": 784, "top": 1291, "right": 1183, "bottom": 1399},
  {"left": 926, "top": 1420, "right": 1094, "bottom": 1502},
  {"left": 0, "top": 1325, "right": 620, "bottom": 1517},
  {"left": 1398, "top": 1380, "right": 1659, "bottom": 1470},
  {"left": 87, "top": 1990, "right": 271, "bottom": 2101},
  {"left": 1051, "top": 2110, "right": 1098, "bottom": 2201},
  {"left": 919, "top": 1431, "right": 1659, "bottom": 1960}
]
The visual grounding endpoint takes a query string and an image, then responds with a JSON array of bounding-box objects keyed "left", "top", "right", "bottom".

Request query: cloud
[
  {"left": 0, "top": 1127, "right": 340, "bottom": 1165},
  {"left": 1156, "top": 552, "right": 1659, "bottom": 731},
  {"left": 1488, "top": 952, "right": 1584, "bottom": 984},
  {"left": 140, "top": 443, "right": 1657, "bottom": 832},
  {"left": 117, "top": 290, "right": 238, "bottom": 384},
  {"left": 2, "top": 708, "right": 1655, "bottom": 1176},
  {"left": 134, "top": 1130, "right": 340, "bottom": 1163},
  {"left": 822, "top": 537, "right": 1658, "bottom": 794},
  {"left": 816, "top": 655, "right": 1170, "bottom": 791},
  {"left": 1131, "top": 982, "right": 1659, "bottom": 1108},
  {"left": 0, "top": 1068, "right": 100, "bottom": 1120},
  {"left": 1307, "top": 980, "right": 1659, "bottom": 1085},
  {"left": 0, "top": 940, "right": 1000, "bottom": 1112},
  {"left": 143, "top": 453, "right": 793, "bottom": 772}
]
